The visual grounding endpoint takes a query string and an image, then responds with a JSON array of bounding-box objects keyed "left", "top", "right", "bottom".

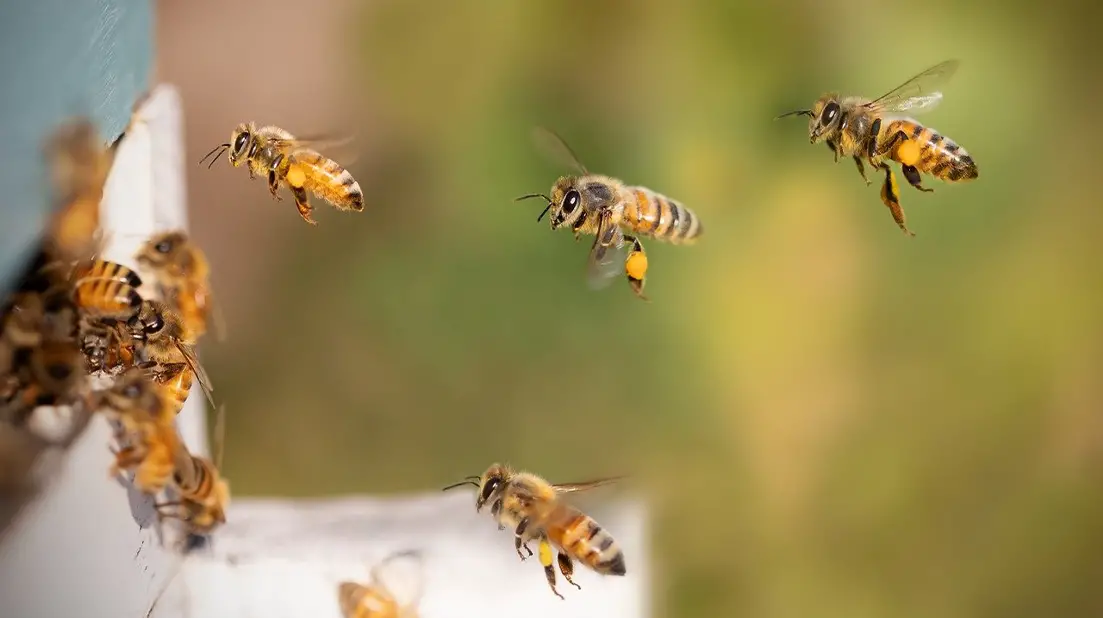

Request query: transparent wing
[
  {"left": 585, "top": 211, "right": 625, "bottom": 291},
  {"left": 266, "top": 133, "right": 360, "bottom": 167},
  {"left": 862, "top": 59, "right": 960, "bottom": 114},
  {"left": 553, "top": 476, "right": 626, "bottom": 494},
  {"left": 531, "top": 126, "right": 589, "bottom": 175},
  {"left": 369, "top": 550, "right": 425, "bottom": 608},
  {"left": 176, "top": 341, "right": 216, "bottom": 410}
]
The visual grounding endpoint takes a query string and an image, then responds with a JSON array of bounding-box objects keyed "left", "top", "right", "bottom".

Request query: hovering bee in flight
[
  {"left": 778, "top": 60, "right": 978, "bottom": 236},
  {"left": 200, "top": 123, "right": 364, "bottom": 226},
  {"left": 516, "top": 128, "right": 702, "bottom": 300},
  {"left": 444, "top": 462, "right": 626, "bottom": 599}
]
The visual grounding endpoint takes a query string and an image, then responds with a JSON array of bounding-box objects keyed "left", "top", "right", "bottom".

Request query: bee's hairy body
[
  {"left": 220, "top": 122, "right": 364, "bottom": 225},
  {"left": 337, "top": 582, "right": 403, "bottom": 618},
  {"left": 460, "top": 463, "right": 627, "bottom": 599},
  {"left": 550, "top": 175, "right": 703, "bottom": 246}
]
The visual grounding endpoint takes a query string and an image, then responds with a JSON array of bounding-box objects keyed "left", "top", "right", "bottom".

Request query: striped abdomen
[
  {"left": 620, "top": 186, "right": 702, "bottom": 245},
  {"left": 74, "top": 259, "right": 143, "bottom": 287},
  {"left": 155, "top": 366, "right": 194, "bottom": 415},
  {"left": 544, "top": 505, "right": 626, "bottom": 576},
  {"left": 337, "top": 582, "right": 399, "bottom": 618},
  {"left": 73, "top": 278, "right": 142, "bottom": 319},
  {"left": 288, "top": 150, "right": 365, "bottom": 212},
  {"left": 886, "top": 118, "right": 978, "bottom": 182},
  {"left": 174, "top": 454, "right": 219, "bottom": 505}
]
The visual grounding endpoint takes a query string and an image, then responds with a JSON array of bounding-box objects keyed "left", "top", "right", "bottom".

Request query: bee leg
[
  {"left": 622, "top": 235, "right": 649, "bottom": 301},
  {"left": 109, "top": 446, "right": 142, "bottom": 479},
  {"left": 826, "top": 138, "right": 839, "bottom": 163},
  {"left": 538, "top": 535, "right": 565, "bottom": 600},
  {"left": 877, "top": 163, "right": 914, "bottom": 237},
  {"left": 557, "top": 552, "right": 582, "bottom": 590},
  {"left": 290, "top": 185, "right": 318, "bottom": 226},
  {"left": 853, "top": 156, "right": 871, "bottom": 186},
  {"left": 901, "top": 164, "right": 934, "bottom": 192},
  {"left": 266, "top": 169, "right": 284, "bottom": 201},
  {"left": 514, "top": 517, "right": 534, "bottom": 560}
]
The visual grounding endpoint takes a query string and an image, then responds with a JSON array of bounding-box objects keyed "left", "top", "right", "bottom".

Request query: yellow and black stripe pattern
[{"left": 621, "top": 186, "right": 703, "bottom": 244}]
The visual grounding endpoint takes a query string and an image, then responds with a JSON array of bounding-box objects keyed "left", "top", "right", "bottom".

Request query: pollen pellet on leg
[
  {"left": 625, "top": 252, "right": 648, "bottom": 281},
  {"left": 896, "top": 140, "right": 921, "bottom": 167},
  {"left": 285, "top": 165, "right": 307, "bottom": 188}
]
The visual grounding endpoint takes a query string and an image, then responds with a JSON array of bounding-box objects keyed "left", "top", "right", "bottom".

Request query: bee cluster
[{"left": 0, "top": 117, "right": 228, "bottom": 543}]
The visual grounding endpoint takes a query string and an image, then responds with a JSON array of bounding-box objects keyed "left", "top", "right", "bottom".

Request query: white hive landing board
[
  {"left": 0, "top": 85, "right": 207, "bottom": 618},
  {"left": 151, "top": 493, "right": 649, "bottom": 618}
]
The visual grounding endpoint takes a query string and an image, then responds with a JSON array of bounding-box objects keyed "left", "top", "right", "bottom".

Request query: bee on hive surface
[
  {"left": 200, "top": 122, "right": 364, "bottom": 226},
  {"left": 98, "top": 368, "right": 181, "bottom": 495},
  {"left": 125, "top": 300, "right": 215, "bottom": 414},
  {"left": 777, "top": 59, "right": 978, "bottom": 236},
  {"left": 135, "top": 230, "right": 223, "bottom": 342},
  {"left": 516, "top": 128, "right": 702, "bottom": 301},
  {"left": 337, "top": 550, "right": 425, "bottom": 618},
  {"left": 155, "top": 401, "right": 229, "bottom": 536},
  {"left": 444, "top": 462, "right": 626, "bottom": 599}
]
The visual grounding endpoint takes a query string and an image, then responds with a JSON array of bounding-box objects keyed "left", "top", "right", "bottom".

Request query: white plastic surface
[
  {"left": 151, "top": 492, "right": 648, "bottom": 618},
  {"left": 0, "top": 85, "right": 207, "bottom": 618}
]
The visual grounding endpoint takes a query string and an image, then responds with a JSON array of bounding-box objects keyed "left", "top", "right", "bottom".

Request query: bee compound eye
[
  {"left": 145, "top": 315, "right": 164, "bottom": 334},
  {"left": 123, "top": 384, "right": 140, "bottom": 398},
  {"left": 822, "top": 102, "right": 840, "bottom": 124},
  {"left": 562, "top": 190, "right": 581, "bottom": 214},
  {"left": 233, "top": 132, "right": 249, "bottom": 154},
  {"left": 155, "top": 241, "right": 172, "bottom": 254}
]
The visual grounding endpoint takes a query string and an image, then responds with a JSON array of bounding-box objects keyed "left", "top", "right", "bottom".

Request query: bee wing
[
  {"left": 369, "top": 550, "right": 425, "bottom": 608},
  {"left": 267, "top": 133, "right": 361, "bottom": 167},
  {"left": 531, "top": 127, "right": 589, "bottom": 175},
  {"left": 585, "top": 210, "right": 626, "bottom": 291},
  {"left": 553, "top": 476, "right": 626, "bottom": 494},
  {"left": 176, "top": 341, "right": 216, "bottom": 410},
  {"left": 862, "top": 59, "right": 960, "bottom": 115}
]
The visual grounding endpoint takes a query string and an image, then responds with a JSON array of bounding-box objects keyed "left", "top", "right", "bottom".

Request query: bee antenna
[
  {"left": 774, "top": 109, "right": 813, "bottom": 120},
  {"left": 198, "top": 143, "right": 230, "bottom": 168},
  {"left": 441, "top": 480, "right": 480, "bottom": 492},
  {"left": 514, "top": 192, "right": 551, "bottom": 203},
  {"left": 536, "top": 204, "right": 552, "bottom": 223}
]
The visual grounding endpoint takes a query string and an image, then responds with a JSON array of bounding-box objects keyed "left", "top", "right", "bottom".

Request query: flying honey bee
[
  {"left": 517, "top": 128, "right": 703, "bottom": 300},
  {"left": 199, "top": 123, "right": 364, "bottom": 226},
  {"left": 777, "top": 59, "right": 978, "bottom": 237},
  {"left": 337, "top": 550, "right": 425, "bottom": 618},
  {"left": 443, "top": 463, "right": 627, "bottom": 599},
  {"left": 134, "top": 230, "right": 223, "bottom": 341},
  {"left": 126, "top": 300, "right": 215, "bottom": 413},
  {"left": 42, "top": 117, "right": 111, "bottom": 264},
  {"left": 99, "top": 368, "right": 181, "bottom": 495}
]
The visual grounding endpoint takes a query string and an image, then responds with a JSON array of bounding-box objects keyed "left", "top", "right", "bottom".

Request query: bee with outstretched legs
[
  {"left": 337, "top": 550, "right": 425, "bottom": 618},
  {"left": 199, "top": 123, "right": 363, "bottom": 225},
  {"left": 135, "top": 230, "right": 224, "bottom": 342},
  {"left": 777, "top": 59, "right": 978, "bottom": 236},
  {"left": 516, "top": 128, "right": 702, "bottom": 300},
  {"left": 444, "top": 463, "right": 627, "bottom": 599}
]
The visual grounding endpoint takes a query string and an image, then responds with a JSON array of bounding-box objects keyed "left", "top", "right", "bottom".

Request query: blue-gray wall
[{"left": 0, "top": 0, "right": 153, "bottom": 294}]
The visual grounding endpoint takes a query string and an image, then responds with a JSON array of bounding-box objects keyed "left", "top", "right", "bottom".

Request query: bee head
[
  {"left": 808, "top": 94, "right": 842, "bottom": 144},
  {"left": 103, "top": 367, "right": 157, "bottom": 410},
  {"left": 442, "top": 462, "right": 510, "bottom": 512},
  {"left": 136, "top": 230, "right": 186, "bottom": 269},
  {"left": 227, "top": 123, "right": 253, "bottom": 167},
  {"left": 475, "top": 463, "right": 508, "bottom": 512}
]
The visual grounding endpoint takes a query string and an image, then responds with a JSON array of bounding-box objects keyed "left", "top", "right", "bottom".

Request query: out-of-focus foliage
[{"left": 199, "top": 0, "right": 1103, "bottom": 616}]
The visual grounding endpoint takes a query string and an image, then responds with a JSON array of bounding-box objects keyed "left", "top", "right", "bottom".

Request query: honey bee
[
  {"left": 443, "top": 463, "right": 627, "bottom": 599},
  {"left": 337, "top": 550, "right": 424, "bottom": 618},
  {"left": 157, "top": 403, "right": 230, "bottom": 535},
  {"left": 99, "top": 368, "right": 180, "bottom": 495},
  {"left": 42, "top": 117, "right": 110, "bottom": 264},
  {"left": 134, "top": 230, "right": 223, "bottom": 341},
  {"left": 516, "top": 128, "right": 702, "bottom": 300},
  {"left": 777, "top": 59, "right": 978, "bottom": 236},
  {"left": 126, "top": 300, "right": 215, "bottom": 413},
  {"left": 200, "top": 123, "right": 364, "bottom": 226},
  {"left": 72, "top": 274, "right": 143, "bottom": 321}
]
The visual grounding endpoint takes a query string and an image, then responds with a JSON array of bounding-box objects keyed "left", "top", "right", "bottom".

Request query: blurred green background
[{"left": 164, "top": 0, "right": 1103, "bottom": 616}]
